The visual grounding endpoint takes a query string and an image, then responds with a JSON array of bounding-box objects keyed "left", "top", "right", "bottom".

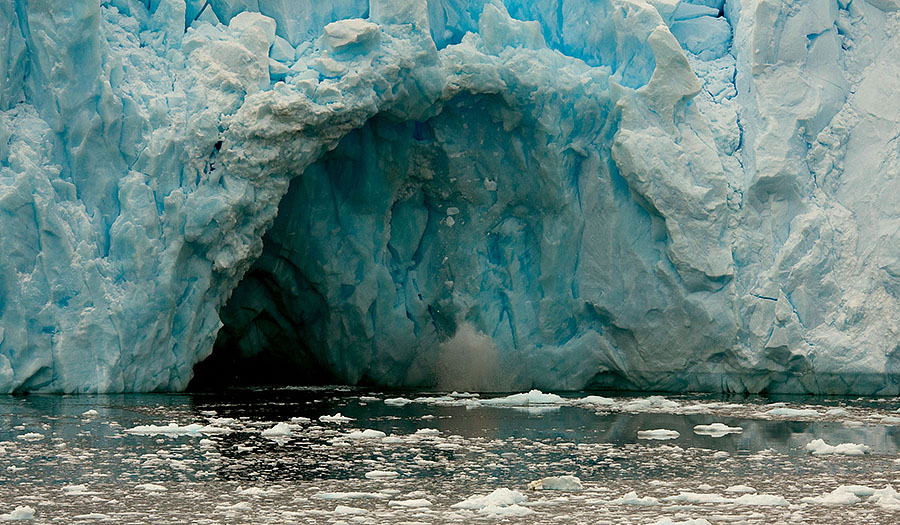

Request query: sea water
[{"left": 2, "top": 388, "right": 900, "bottom": 523}]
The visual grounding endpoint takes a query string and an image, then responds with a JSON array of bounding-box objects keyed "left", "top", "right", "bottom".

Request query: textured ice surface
[{"left": 2, "top": 0, "right": 900, "bottom": 393}]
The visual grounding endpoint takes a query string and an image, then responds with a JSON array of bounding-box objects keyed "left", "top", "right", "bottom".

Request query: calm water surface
[{"left": 2, "top": 388, "right": 900, "bottom": 523}]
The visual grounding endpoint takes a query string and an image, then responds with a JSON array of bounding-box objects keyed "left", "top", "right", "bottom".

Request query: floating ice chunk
[
  {"left": 389, "top": 499, "right": 433, "bottom": 507},
  {"left": 72, "top": 514, "right": 109, "bottom": 520},
  {"left": 825, "top": 408, "right": 848, "bottom": 416},
  {"left": 805, "top": 439, "right": 870, "bottom": 456},
  {"left": 637, "top": 429, "right": 680, "bottom": 440},
  {"left": 15, "top": 433, "right": 43, "bottom": 442},
  {"left": 764, "top": 408, "right": 821, "bottom": 418},
  {"left": 364, "top": 470, "right": 399, "bottom": 479},
  {"left": 527, "top": 475, "right": 583, "bottom": 491},
  {"left": 733, "top": 494, "right": 789, "bottom": 506},
  {"left": 0, "top": 506, "right": 35, "bottom": 520},
  {"left": 574, "top": 396, "right": 617, "bottom": 408},
  {"left": 662, "top": 492, "right": 730, "bottom": 503},
  {"left": 692, "top": 423, "right": 742, "bottom": 437},
  {"left": 414, "top": 428, "right": 440, "bottom": 436},
  {"left": 724, "top": 485, "right": 756, "bottom": 494},
  {"left": 81, "top": 410, "right": 99, "bottom": 417},
  {"left": 622, "top": 397, "right": 678, "bottom": 412},
  {"left": 290, "top": 417, "right": 311, "bottom": 424},
  {"left": 124, "top": 423, "right": 231, "bottom": 436},
  {"left": 134, "top": 483, "right": 167, "bottom": 492},
  {"left": 319, "top": 413, "right": 354, "bottom": 423},
  {"left": 347, "top": 429, "right": 387, "bottom": 440},
  {"left": 801, "top": 487, "right": 862, "bottom": 505},
  {"left": 236, "top": 487, "right": 271, "bottom": 496},
  {"left": 607, "top": 491, "right": 660, "bottom": 506},
  {"left": 62, "top": 485, "right": 99, "bottom": 496},
  {"left": 452, "top": 488, "right": 529, "bottom": 513},
  {"left": 384, "top": 398, "right": 413, "bottom": 406},
  {"left": 651, "top": 519, "right": 712, "bottom": 525},
  {"left": 869, "top": 485, "right": 900, "bottom": 508},
  {"left": 261, "top": 422, "right": 292, "bottom": 438},
  {"left": 312, "top": 492, "right": 389, "bottom": 500},
  {"left": 480, "top": 390, "right": 566, "bottom": 406},
  {"left": 333, "top": 505, "right": 368, "bottom": 515}
]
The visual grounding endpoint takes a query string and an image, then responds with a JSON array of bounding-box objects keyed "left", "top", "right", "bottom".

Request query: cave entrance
[{"left": 188, "top": 92, "right": 581, "bottom": 391}]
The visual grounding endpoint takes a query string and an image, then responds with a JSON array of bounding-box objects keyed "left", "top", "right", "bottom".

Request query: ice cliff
[{"left": 1, "top": 0, "right": 900, "bottom": 393}]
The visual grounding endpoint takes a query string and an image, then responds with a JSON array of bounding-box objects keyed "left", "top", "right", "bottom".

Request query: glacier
[{"left": 1, "top": 0, "right": 900, "bottom": 394}]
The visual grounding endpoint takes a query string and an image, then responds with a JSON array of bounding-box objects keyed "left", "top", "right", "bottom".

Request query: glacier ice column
[{"left": 1, "top": 0, "right": 900, "bottom": 394}]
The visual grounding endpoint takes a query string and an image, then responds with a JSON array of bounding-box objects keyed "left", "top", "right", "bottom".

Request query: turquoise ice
[{"left": 1, "top": 0, "right": 899, "bottom": 393}]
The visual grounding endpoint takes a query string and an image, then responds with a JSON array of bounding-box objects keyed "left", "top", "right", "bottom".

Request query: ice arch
[{"left": 4, "top": 0, "right": 900, "bottom": 394}]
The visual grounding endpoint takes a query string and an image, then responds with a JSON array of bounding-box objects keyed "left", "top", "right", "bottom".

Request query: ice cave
[{"left": 2, "top": 0, "right": 900, "bottom": 394}]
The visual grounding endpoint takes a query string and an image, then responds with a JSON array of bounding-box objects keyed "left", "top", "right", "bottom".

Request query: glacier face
[{"left": 1, "top": 0, "right": 900, "bottom": 393}]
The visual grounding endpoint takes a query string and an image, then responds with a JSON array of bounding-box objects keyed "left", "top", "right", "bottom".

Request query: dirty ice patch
[{"left": 806, "top": 439, "right": 870, "bottom": 455}]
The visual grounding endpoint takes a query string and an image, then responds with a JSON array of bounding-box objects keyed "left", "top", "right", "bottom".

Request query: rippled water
[{"left": 3, "top": 388, "right": 900, "bottom": 523}]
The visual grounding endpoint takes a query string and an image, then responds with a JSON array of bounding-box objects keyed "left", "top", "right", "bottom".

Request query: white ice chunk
[
  {"left": 637, "top": 429, "right": 680, "bottom": 440},
  {"left": 805, "top": 439, "right": 870, "bottom": 456},
  {"left": 527, "top": 475, "right": 583, "bottom": 491}
]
